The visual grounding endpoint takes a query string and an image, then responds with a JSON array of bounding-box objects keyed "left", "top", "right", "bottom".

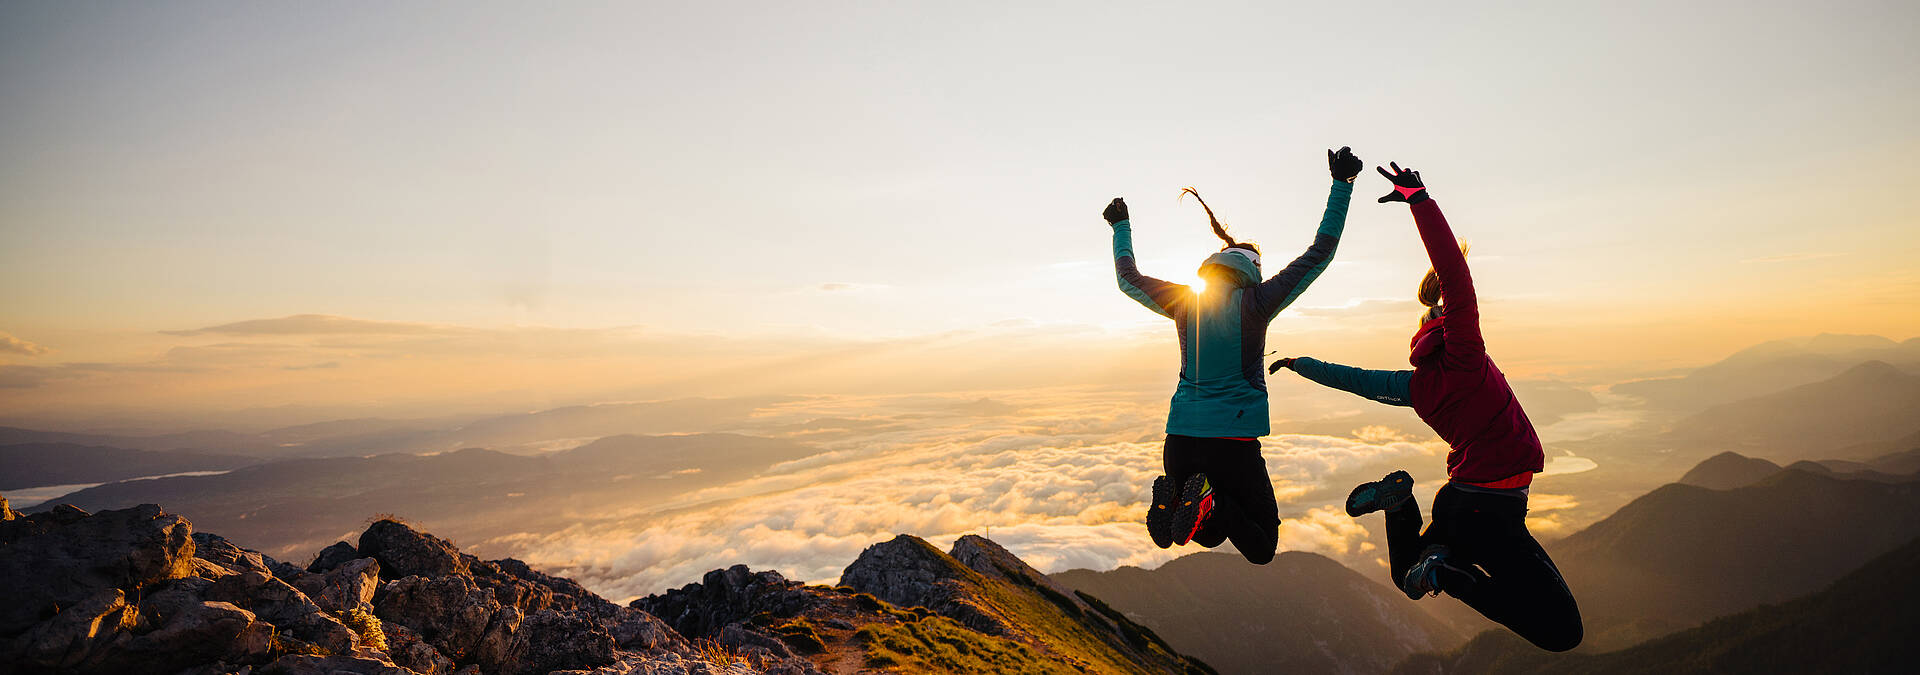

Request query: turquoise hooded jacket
[{"left": 1111, "top": 181, "right": 1352, "bottom": 437}]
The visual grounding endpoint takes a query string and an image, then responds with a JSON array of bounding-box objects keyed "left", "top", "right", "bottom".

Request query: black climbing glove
[
  {"left": 1267, "top": 357, "right": 1297, "bottom": 375},
  {"left": 1328, "top": 146, "right": 1362, "bottom": 183},
  {"left": 1103, "top": 197, "right": 1129, "bottom": 225},
  {"left": 1376, "top": 163, "right": 1429, "bottom": 204}
]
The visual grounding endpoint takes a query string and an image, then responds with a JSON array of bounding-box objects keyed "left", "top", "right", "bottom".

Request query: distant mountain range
[
  {"left": 1054, "top": 551, "right": 1463, "bottom": 675},
  {"left": 31, "top": 433, "right": 823, "bottom": 559},
  {"left": 1612, "top": 333, "right": 1920, "bottom": 413},
  {"left": 0, "top": 396, "right": 782, "bottom": 460},
  {"left": 0, "top": 442, "right": 256, "bottom": 491},
  {"left": 1391, "top": 535, "right": 1920, "bottom": 674},
  {"left": 1660, "top": 360, "right": 1920, "bottom": 461},
  {"left": 1551, "top": 459, "right": 1920, "bottom": 649}
]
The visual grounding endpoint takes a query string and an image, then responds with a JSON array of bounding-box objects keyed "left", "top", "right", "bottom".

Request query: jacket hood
[
  {"left": 1198, "top": 249, "right": 1261, "bottom": 287},
  {"left": 1410, "top": 314, "right": 1446, "bottom": 365}
]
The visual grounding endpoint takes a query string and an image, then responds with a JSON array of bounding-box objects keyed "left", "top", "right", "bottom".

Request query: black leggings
[
  {"left": 1387, "top": 483, "right": 1583, "bottom": 652},
  {"left": 1163, "top": 434, "right": 1279, "bottom": 564}
]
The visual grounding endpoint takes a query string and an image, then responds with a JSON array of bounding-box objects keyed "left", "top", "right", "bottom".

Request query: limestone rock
[
  {"left": 294, "top": 557, "right": 382, "bottom": 613},
  {"left": 375, "top": 574, "right": 502, "bottom": 661},
  {"left": 258, "top": 654, "right": 420, "bottom": 675},
  {"left": 837, "top": 534, "right": 1011, "bottom": 636},
  {"left": 632, "top": 565, "right": 813, "bottom": 639},
  {"left": 0, "top": 504, "right": 196, "bottom": 635},
  {"left": 358, "top": 520, "right": 468, "bottom": 579},
  {"left": 206, "top": 569, "right": 358, "bottom": 655},
  {"left": 12, "top": 587, "right": 136, "bottom": 672},
  {"left": 309, "top": 541, "right": 363, "bottom": 573}
]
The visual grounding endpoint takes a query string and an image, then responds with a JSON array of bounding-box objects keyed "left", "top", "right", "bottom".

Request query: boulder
[
  {"left": 128, "top": 600, "right": 270, "bottom": 670},
  {"left": 603, "top": 607, "right": 688, "bottom": 653},
  {"left": 375, "top": 574, "right": 502, "bottom": 661},
  {"left": 10, "top": 588, "right": 136, "bottom": 671},
  {"left": 294, "top": 557, "right": 382, "bottom": 613},
  {"left": 1, "top": 493, "right": 13, "bottom": 520},
  {"left": 386, "top": 623, "right": 457, "bottom": 675},
  {"left": 0, "top": 504, "right": 196, "bottom": 635},
  {"left": 632, "top": 565, "right": 813, "bottom": 639},
  {"left": 193, "top": 532, "right": 277, "bottom": 578},
  {"left": 258, "top": 654, "right": 418, "bottom": 675},
  {"left": 500, "top": 608, "right": 617, "bottom": 675},
  {"left": 206, "top": 570, "right": 357, "bottom": 655},
  {"left": 309, "top": 541, "right": 363, "bottom": 573},
  {"left": 358, "top": 520, "right": 468, "bottom": 579}
]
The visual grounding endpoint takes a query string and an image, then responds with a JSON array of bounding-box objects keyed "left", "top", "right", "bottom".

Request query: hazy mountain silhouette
[
  {"left": 1612, "top": 334, "right": 1920, "bottom": 413},
  {"left": 1837, "top": 434, "right": 1920, "bottom": 472},
  {"left": 1675, "top": 451, "right": 1781, "bottom": 490},
  {"left": 0, "top": 426, "right": 270, "bottom": 455},
  {"left": 1391, "top": 535, "right": 1920, "bottom": 674},
  {"left": 0, "top": 442, "right": 256, "bottom": 490},
  {"left": 1661, "top": 360, "right": 1920, "bottom": 460},
  {"left": 1551, "top": 463, "right": 1920, "bottom": 648},
  {"left": 280, "top": 397, "right": 788, "bottom": 458},
  {"left": 1053, "top": 551, "right": 1463, "bottom": 675},
  {"left": 0, "top": 397, "right": 783, "bottom": 460},
  {"left": 32, "top": 433, "right": 822, "bottom": 559}
]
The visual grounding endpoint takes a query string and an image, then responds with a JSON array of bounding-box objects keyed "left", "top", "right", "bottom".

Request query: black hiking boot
[
  {"left": 1146, "top": 475, "right": 1177, "bottom": 549},
  {"left": 1346, "top": 470, "right": 1415, "bottom": 517},
  {"left": 1401, "top": 544, "right": 1476, "bottom": 600},
  {"left": 1170, "top": 473, "right": 1215, "bottom": 546}
]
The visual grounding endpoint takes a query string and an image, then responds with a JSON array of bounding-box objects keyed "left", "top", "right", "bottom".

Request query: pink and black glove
[{"left": 1375, "top": 163, "right": 1429, "bottom": 204}]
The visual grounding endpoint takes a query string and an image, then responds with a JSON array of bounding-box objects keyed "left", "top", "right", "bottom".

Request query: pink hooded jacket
[{"left": 1405, "top": 199, "right": 1545, "bottom": 486}]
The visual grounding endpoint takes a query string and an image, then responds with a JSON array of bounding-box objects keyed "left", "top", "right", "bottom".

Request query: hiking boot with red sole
[
  {"left": 1146, "top": 475, "right": 1177, "bottom": 549},
  {"left": 1170, "top": 473, "right": 1214, "bottom": 545}
]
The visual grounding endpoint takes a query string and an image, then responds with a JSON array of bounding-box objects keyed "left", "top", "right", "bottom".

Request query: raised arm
[
  {"left": 1253, "top": 147, "right": 1363, "bottom": 320},
  {"left": 1273, "top": 356, "right": 1414, "bottom": 407},
  {"left": 1378, "top": 164, "right": 1484, "bottom": 366},
  {"left": 1105, "top": 198, "right": 1189, "bottom": 319}
]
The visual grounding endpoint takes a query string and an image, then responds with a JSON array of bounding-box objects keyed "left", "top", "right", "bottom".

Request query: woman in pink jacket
[{"left": 1272, "top": 163, "right": 1582, "bottom": 652}]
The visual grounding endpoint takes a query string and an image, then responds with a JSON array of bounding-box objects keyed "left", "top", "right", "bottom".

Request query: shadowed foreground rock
[
  {"left": 0, "top": 503, "right": 790, "bottom": 675},
  {"left": 2, "top": 497, "right": 1208, "bottom": 674}
]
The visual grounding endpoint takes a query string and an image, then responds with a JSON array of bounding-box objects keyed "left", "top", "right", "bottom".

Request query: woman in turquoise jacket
[{"left": 1106, "top": 146, "right": 1362, "bottom": 564}]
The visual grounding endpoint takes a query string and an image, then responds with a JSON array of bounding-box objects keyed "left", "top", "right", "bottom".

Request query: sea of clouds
[{"left": 480, "top": 388, "right": 1483, "bottom": 603}]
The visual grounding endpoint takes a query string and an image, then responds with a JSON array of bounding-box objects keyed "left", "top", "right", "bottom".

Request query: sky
[{"left": 2, "top": 0, "right": 1919, "bottom": 422}]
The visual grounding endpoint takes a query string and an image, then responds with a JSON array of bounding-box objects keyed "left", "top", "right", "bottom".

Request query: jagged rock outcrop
[
  {"left": 308, "top": 540, "right": 364, "bottom": 573},
  {"left": 635, "top": 565, "right": 815, "bottom": 638},
  {"left": 0, "top": 506, "right": 739, "bottom": 675},
  {"left": 359, "top": 519, "right": 470, "bottom": 579},
  {"left": 838, "top": 534, "right": 1213, "bottom": 675},
  {"left": 4, "top": 503, "right": 1207, "bottom": 674},
  {"left": 838, "top": 534, "right": 1013, "bottom": 636},
  {"left": 635, "top": 533, "right": 1209, "bottom": 674},
  {"left": 0, "top": 505, "right": 322, "bottom": 673},
  {"left": 258, "top": 654, "right": 419, "bottom": 674},
  {"left": 0, "top": 503, "right": 196, "bottom": 635}
]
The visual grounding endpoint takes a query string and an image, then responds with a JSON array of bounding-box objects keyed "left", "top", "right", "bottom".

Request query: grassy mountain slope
[{"left": 1054, "top": 551, "right": 1463, "bottom": 675}]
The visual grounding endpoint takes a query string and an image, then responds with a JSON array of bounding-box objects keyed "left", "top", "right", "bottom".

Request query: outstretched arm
[
  {"left": 1275, "top": 357, "right": 1414, "bottom": 407},
  {"left": 1254, "top": 147, "right": 1362, "bottom": 320},
  {"left": 1106, "top": 198, "right": 1189, "bottom": 318},
  {"left": 1378, "top": 164, "right": 1484, "bottom": 367}
]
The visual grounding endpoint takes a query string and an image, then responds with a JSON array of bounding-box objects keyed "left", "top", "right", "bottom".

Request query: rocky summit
[
  {"left": 637, "top": 533, "right": 1212, "bottom": 675},
  {"left": 0, "top": 499, "right": 1210, "bottom": 674},
  {"left": 0, "top": 502, "right": 797, "bottom": 675}
]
